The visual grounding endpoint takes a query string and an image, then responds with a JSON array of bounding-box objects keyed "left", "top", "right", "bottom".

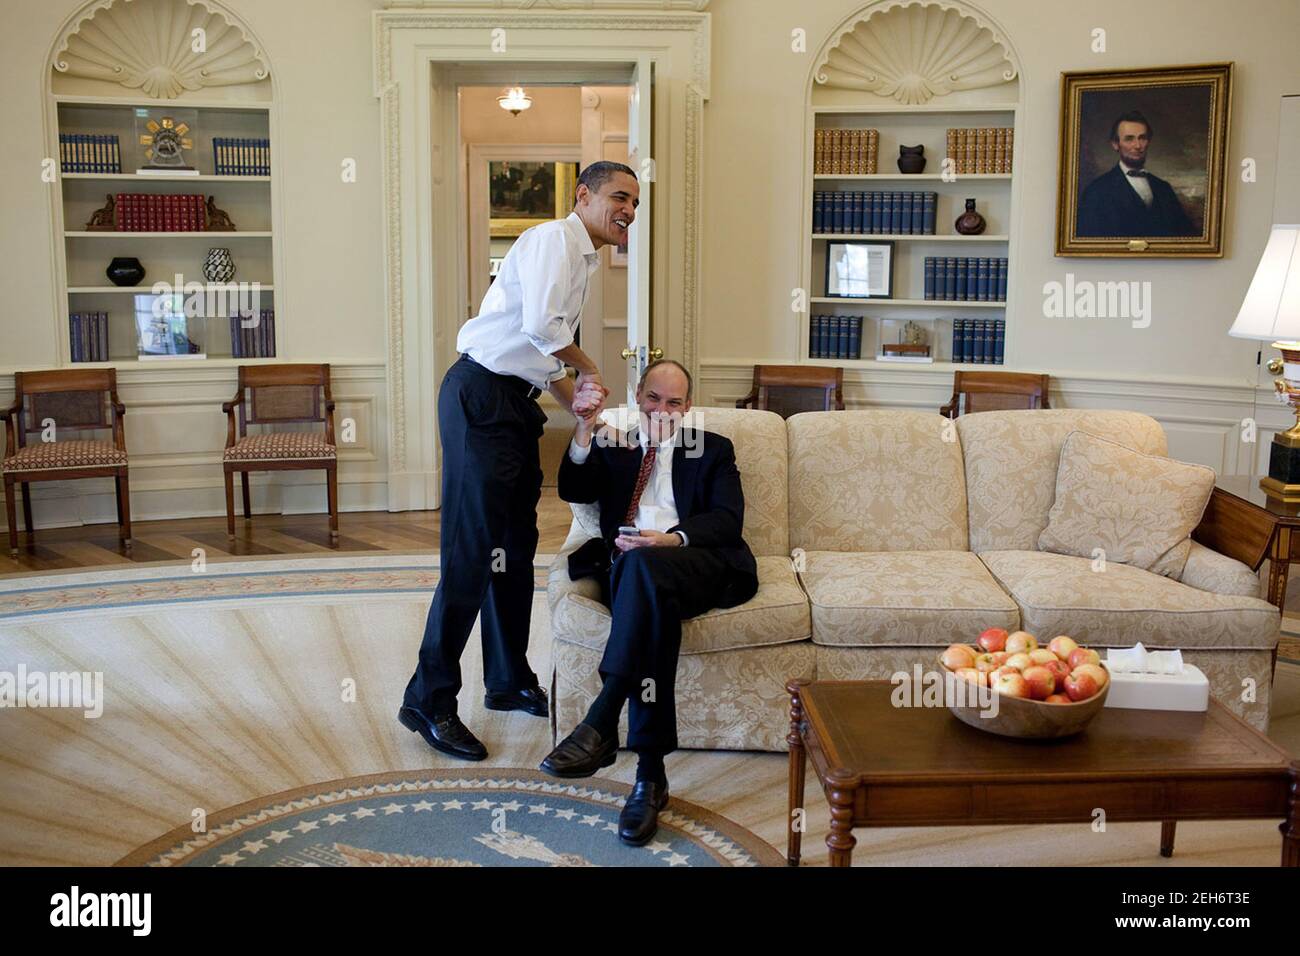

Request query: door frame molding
[{"left": 372, "top": 8, "right": 710, "bottom": 510}]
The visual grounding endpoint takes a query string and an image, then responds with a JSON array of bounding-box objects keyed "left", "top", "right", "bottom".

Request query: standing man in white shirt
[{"left": 400, "top": 161, "right": 638, "bottom": 761}]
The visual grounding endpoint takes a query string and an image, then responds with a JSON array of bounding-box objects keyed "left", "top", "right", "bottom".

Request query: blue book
[
  {"left": 976, "top": 258, "right": 990, "bottom": 301},
  {"left": 965, "top": 258, "right": 978, "bottom": 301},
  {"left": 869, "top": 193, "right": 881, "bottom": 234},
  {"left": 266, "top": 311, "right": 276, "bottom": 356},
  {"left": 994, "top": 319, "right": 1005, "bottom": 364},
  {"left": 70, "top": 314, "right": 81, "bottom": 362},
  {"left": 809, "top": 315, "right": 820, "bottom": 358},
  {"left": 888, "top": 193, "right": 901, "bottom": 234},
  {"left": 951, "top": 318, "right": 963, "bottom": 363},
  {"left": 899, "top": 193, "right": 913, "bottom": 234},
  {"left": 940, "top": 258, "right": 952, "bottom": 300},
  {"left": 924, "top": 257, "right": 935, "bottom": 300},
  {"left": 819, "top": 315, "right": 831, "bottom": 358},
  {"left": 850, "top": 193, "right": 863, "bottom": 234},
  {"left": 997, "top": 259, "right": 1008, "bottom": 301},
  {"left": 922, "top": 192, "right": 936, "bottom": 234},
  {"left": 848, "top": 316, "right": 862, "bottom": 359},
  {"left": 963, "top": 318, "right": 975, "bottom": 363},
  {"left": 812, "top": 191, "right": 822, "bottom": 232},
  {"left": 973, "top": 319, "right": 986, "bottom": 363},
  {"left": 912, "top": 192, "right": 923, "bottom": 235},
  {"left": 831, "top": 193, "right": 842, "bottom": 233},
  {"left": 955, "top": 259, "right": 968, "bottom": 301},
  {"left": 97, "top": 135, "right": 108, "bottom": 173}
]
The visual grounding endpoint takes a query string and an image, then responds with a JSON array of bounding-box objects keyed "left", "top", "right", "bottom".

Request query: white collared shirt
[
  {"left": 568, "top": 428, "right": 688, "bottom": 544},
  {"left": 1119, "top": 160, "right": 1154, "bottom": 207},
  {"left": 457, "top": 211, "right": 600, "bottom": 391}
]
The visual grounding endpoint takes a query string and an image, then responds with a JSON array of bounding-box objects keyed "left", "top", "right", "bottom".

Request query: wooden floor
[{"left": 0, "top": 490, "right": 577, "bottom": 574}]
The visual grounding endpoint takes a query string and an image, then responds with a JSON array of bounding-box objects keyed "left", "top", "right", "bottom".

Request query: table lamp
[{"left": 1229, "top": 224, "right": 1300, "bottom": 500}]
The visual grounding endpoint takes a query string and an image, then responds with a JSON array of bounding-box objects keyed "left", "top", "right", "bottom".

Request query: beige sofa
[{"left": 548, "top": 408, "right": 1280, "bottom": 749}]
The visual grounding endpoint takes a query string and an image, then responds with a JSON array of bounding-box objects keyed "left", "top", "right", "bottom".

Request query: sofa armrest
[
  {"left": 546, "top": 519, "right": 602, "bottom": 614},
  {"left": 1179, "top": 540, "right": 1263, "bottom": 599}
]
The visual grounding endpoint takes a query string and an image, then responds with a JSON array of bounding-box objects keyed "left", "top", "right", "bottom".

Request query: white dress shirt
[
  {"left": 1119, "top": 160, "right": 1154, "bottom": 208},
  {"left": 568, "top": 428, "right": 689, "bottom": 545},
  {"left": 457, "top": 211, "right": 599, "bottom": 391}
]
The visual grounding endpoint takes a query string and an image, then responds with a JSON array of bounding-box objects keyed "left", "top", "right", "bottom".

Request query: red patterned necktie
[{"left": 622, "top": 445, "right": 657, "bottom": 526}]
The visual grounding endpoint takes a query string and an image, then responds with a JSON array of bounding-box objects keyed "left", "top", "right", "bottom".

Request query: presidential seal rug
[{"left": 116, "top": 769, "right": 784, "bottom": 868}]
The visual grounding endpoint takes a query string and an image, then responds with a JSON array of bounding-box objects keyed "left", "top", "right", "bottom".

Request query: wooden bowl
[{"left": 939, "top": 658, "right": 1109, "bottom": 739}]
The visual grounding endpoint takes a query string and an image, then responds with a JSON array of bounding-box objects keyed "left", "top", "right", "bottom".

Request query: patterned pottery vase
[
  {"left": 105, "top": 256, "right": 145, "bottom": 287},
  {"left": 954, "top": 198, "right": 987, "bottom": 235},
  {"left": 203, "top": 247, "right": 236, "bottom": 284},
  {"left": 897, "top": 144, "right": 926, "bottom": 173}
]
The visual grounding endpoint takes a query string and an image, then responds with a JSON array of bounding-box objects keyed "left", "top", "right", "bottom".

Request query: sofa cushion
[
  {"left": 978, "top": 549, "right": 1279, "bottom": 650},
  {"left": 799, "top": 550, "right": 1019, "bottom": 647},
  {"left": 550, "top": 554, "right": 809, "bottom": 655},
  {"left": 956, "top": 409, "right": 1168, "bottom": 553},
  {"left": 787, "top": 410, "right": 968, "bottom": 553},
  {"left": 1038, "top": 430, "right": 1214, "bottom": 579}
]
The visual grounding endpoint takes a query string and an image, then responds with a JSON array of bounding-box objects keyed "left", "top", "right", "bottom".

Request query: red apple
[
  {"left": 1005, "top": 631, "right": 1038, "bottom": 654},
  {"left": 941, "top": 644, "right": 978, "bottom": 671},
  {"left": 1004, "top": 652, "right": 1033, "bottom": 672},
  {"left": 992, "top": 670, "right": 1029, "bottom": 698},
  {"left": 955, "top": 667, "right": 987, "bottom": 687},
  {"left": 1022, "top": 665, "right": 1056, "bottom": 700},
  {"left": 1044, "top": 693, "right": 1072, "bottom": 704},
  {"left": 974, "top": 653, "right": 1000, "bottom": 674},
  {"left": 1068, "top": 647, "right": 1102, "bottom": 670},
  {"left": 1064, "top": 670, "right": 1101, "bottom": 702},
  {"left": 1048, "top": 636, "right": 1079, "bottom": 661},
  {"left": 989, "top": 651, "right": 1010, "bottom": 666},
  {"left": 978, "top": 628, "right": 1009, "bottom": 653},
  {"left": 1029, "top": 649, "right": 1058, "bottom": 667},
  {"left": 1072, "top": 663, "right": 1109, "bottom": 688},
  {"left": 1044, "top": 659, "right": 1071, "bottom": 686}
]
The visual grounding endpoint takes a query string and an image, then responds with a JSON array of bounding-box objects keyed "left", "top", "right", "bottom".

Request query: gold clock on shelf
[{"left": 135, "top": 109, "right": 197, "bottom": 171}]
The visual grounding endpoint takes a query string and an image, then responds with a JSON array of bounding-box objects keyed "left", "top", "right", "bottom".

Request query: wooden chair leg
[
  {"left": 117, "top": 470, "right": 132, "bottom": 550},
  {"left": 4, "top": 475, "right": 17, "bottom": 557},
  {"left": 241, "top": 471, "right": 251, "bottom": 519},
  {"left": 20, "top": 481, "right": 33, "bottom": 540},
  {"left": 326, "top": 465, "right": 339, "bottom": 541},
  {"left": 224, "top": 469, "right": 236, "bottom": 539},
  {"left": 114, "top": 474, "right": 124, "bottom": 526}
]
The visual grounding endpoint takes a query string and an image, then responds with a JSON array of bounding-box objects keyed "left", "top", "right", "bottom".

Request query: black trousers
[
  {"left": 404, "top": 356, "right": 546, "bottom": 715},
  {"left": 596, "top": 545, "right": 736, "bottom": 753}
]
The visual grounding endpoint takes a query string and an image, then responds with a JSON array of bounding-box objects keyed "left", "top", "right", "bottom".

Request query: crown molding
[{"left": 384, "top": 0, "right": 710, "bottom": 9}]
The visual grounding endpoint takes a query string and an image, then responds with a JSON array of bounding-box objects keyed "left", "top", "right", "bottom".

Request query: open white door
[{"left": 624, "top": 57, "right": 655, "bottom": 410}]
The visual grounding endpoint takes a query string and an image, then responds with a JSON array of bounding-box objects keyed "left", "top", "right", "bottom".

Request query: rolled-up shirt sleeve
[
  {"left": 519, "top": 229, "right": 577, "bottom": 356},
  {"left": 567, "top": 436, "right": 591, "bottom": 464}
]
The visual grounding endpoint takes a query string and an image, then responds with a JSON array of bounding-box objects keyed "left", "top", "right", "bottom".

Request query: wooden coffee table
[{"left": 786, "top": 679, "right": 1299, "bottom": 867}]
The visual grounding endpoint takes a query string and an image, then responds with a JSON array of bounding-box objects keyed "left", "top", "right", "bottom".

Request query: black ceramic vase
[
  {"left": 954, "top": 198, "right": 987, "bottom": 235},
  {"left": 897, "top": 144, "right": 926, "bottom": 174},
  {"left": 106, "top": 257, "right": 145, "bottom": 287}
]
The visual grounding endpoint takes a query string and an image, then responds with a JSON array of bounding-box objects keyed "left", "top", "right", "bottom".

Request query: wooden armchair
[
  {"left": 1, "top": 368, "right": 130, "bottom": 556},
  {"left": 223, "top": 364, "right": 338, "bottom": 542},
  {"left": 736, "top": 365, "right": 845, "bottom": 418},
  {"left": 940, "top": 370, "right": 1050, "bottom": 419}
]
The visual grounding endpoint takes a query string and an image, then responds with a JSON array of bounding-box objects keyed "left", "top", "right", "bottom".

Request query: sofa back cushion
[
  {"left": 957, "top": 409, "right": 1168, "bottom": 553},
  {"left": 787, "top": 410, "right": 969, "bottom": 552}
]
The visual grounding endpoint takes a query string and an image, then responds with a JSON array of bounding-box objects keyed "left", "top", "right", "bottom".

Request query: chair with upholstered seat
[
  {"left": 940, "top": 370, "right": 1051, "bottom": 418},
  {"left": 223, "top": 364, "right": 338, "bottom": 541},
  {"left": 1, "top": 368, "right": 131, "bottom": 556},
  {"left": 735, "top": 365, "right": 845, "bottom": 418}
]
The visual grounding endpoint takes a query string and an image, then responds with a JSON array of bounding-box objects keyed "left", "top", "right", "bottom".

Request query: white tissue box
[{"left": 1101, "top": 652, "right": 1209, "bottom": 712}]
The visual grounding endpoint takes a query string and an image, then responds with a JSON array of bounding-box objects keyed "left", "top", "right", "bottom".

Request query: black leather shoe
[
  {"left": 619, "top": 780, "right": 670, "bottom": 846},
  {"left": 484, "top": 685, "right": 549, "bottom": 718},
  {"left": 539, "top": 723, "right": 618, "bottom": 778},
  {"left": 398, "top": 706, "right": 487, "bottom": 761}
]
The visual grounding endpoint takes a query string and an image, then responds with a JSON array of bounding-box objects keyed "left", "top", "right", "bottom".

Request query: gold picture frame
[
  {"left": 1055, "top": 63, "right": 1232, "bottom": 257},
  {"left": 488, "top": 161, "right": 577, "bottom": 238}
]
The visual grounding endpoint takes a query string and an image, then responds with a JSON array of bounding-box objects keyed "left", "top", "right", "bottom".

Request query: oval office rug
[{"left": 116, "top": 769, "right": 784, "bottom": 867}]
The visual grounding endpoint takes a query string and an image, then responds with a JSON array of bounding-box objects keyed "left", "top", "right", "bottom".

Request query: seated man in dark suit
[
  {"left": 1076, "top": 110, "right": 1196, "bottom": 238},
  {"left": 539, "top": 359, "right": 759, "bottom": 846}
]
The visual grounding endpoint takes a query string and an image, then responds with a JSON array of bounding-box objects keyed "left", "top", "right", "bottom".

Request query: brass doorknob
[
  {"left": 649, "top": 348, "right": 663, "bottom": 360},
  {"left": 621, "top": 347, "right": 636, "bottom": 360}
]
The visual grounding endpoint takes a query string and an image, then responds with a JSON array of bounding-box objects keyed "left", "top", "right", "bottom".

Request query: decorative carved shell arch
[
  {"left": 51, "top": 0, "right": 270, "bottom": 99},
  {"left": 813, "top": 1, "right": 1020, "bottom": 105}
]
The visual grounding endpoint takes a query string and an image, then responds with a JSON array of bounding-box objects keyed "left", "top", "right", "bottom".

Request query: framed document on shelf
[{"left": 825, "top": 240, "right": 894, "bottom": 299}]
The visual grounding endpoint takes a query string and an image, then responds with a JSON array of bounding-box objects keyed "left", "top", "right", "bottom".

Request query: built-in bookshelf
[
  {"left": 48, "top": 59, "right": 278, "bottom": 366},
  {"left": 800, "top": 3, "right": 1022, "bottom": 370}
]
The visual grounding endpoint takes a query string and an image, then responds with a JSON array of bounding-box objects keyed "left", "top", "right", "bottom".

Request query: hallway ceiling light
[{"left": 498, "top": 87, "right": 533, "bottom": 116}]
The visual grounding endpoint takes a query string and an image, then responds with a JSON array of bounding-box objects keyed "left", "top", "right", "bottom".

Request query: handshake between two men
[{"left": 539, "top": 358, "right": 760, "bottom": 847}]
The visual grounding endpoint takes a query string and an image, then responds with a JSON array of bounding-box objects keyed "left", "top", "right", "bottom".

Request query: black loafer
[
  {"left": 539, "top": 723, "right": 618, "bottom": 778},
  {"left": 619, "top": 780, "right": 670, "bottom": 847},
  {"left": 398, "top": 706, "right": 487, "bottom": 761},
  {"left": 484, "top": 685, "right": 549, "bottom": 718}
]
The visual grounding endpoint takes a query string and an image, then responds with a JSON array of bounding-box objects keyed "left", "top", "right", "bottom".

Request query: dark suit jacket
[
  {"left": 1076, "top": 164, "right": 1196, "bottom": 238},
  {"left": 558, "top": 426, "right": 759, "bottom": 608}
]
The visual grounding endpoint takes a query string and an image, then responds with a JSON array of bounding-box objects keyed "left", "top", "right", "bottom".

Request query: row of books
[
  {"left": 230, "top": 311, "right": 277, "bottom": 358},
  {"left": 809, "top": 315, "right": 864, "bottom": 359},
  {"left": 813, "top": 128, "right": 878, "bottom": 175},
  {"left": 69, "top": 312, "right": 110, "bottom": 363},
  {"left": 214, "top": 138, "right": 271, "bottom": 176},
  {"left": 814, "top": 191, "right": 938, "bottom": 235},
  {"left": 923, "top": 257, "right": 1008, "bottom": 302},
  {"left": 952, "top": 318, "right": 1006, "bottom": 364},
  {"left": 60, "top": 134, "right": 122, "bottom": 173},
  {"left": 946, "top": 128, "right": 1014, "bottom": 174},
  {"left": 114, "top": 193, "right": 206, "bottom": 232}
]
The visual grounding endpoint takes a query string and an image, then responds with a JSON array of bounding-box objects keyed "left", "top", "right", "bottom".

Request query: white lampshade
[{"left": 1228, "top": 224, "right": 1300, "bottom": 341}]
